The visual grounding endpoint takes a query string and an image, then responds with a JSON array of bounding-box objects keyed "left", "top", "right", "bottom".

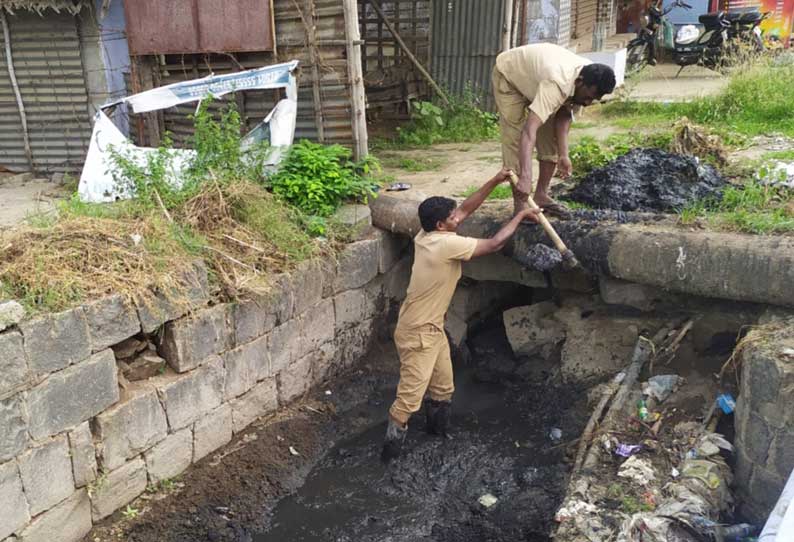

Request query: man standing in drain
[
  {"left": 493, "top": 43, "right": 616, "bottom": 218},
  {"left": 382, "top": 169, "right": 541, "bottom": 462}
]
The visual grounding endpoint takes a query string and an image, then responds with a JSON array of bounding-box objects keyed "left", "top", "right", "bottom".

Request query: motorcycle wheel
[{"left": 626, "top": 41, "right": 650, "bottom": 76}]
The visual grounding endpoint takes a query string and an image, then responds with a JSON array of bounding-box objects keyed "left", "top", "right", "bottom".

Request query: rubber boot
[
  {"left": 425, "top": 399, "right": 452, "bottom": 438},
  {"left": 381, "top": 417, "right": 407, "bottom": 463}
]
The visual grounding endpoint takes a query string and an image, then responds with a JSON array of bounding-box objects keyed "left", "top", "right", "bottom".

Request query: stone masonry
[
  {"left": 0, "top": 230, "right": 410, "bottom": 541},
  {"left": 734, "top": 320, "right": 794, "bottom": 523}
]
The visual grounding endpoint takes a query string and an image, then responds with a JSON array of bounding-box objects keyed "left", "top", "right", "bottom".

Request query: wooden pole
[
  {"left": 502, "top": 0, "right": 515, "bottom": 51},
  {"left": 368, "top": 0, "right": 451, "bottom": 107},
  {"left": 306, "top": 0, "right": 325, "bottom": 142},
  {"left": 342, "top": 0, "right": 369, "bottom": 160},
  {"left": 1, "top": 11, "right": 34, "bottom": 171}
]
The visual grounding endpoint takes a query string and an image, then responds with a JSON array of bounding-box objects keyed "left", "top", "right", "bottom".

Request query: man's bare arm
[
  {"left": 451, "top": 169, "right": 512, "bottom": 223},
  {"left": 516, "top": 112, "right": 545, "bottom": 197},
  {"left": 470, "top": 208, "right": 541, "bottom": 258},
  {"left": 554, "top": 107, "right": 574, "bottom": 178}
]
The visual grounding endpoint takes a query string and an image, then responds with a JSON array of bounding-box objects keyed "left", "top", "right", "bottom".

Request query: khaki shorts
[
  {"left": 492, "top": 65, "right": 559, "bottom": 173},
  {"left": 389, "top": 323, "right": 454, "bottom": 425}
]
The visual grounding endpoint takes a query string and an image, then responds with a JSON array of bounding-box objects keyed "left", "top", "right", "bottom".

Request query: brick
[
  {"left": 232, "top": 296, "right": 277, "bottom": 346},
  {"left": 268, "top": 319, "right": 301, "bottom": 376},
  {"left": 320, "top": 258, "right": 337, "bottom": 299},
  {"left": 769, "top": 430, "right": 794, "bottom": 479},
  {"left": 0, "top": 331, "right": 29, "bottom": 397},
  {"left": 311, "top": 342, "right": 338, "bottom": 385},
  {"left": 157, "top": 357, "right": 224, "bottom": 430},
  {"left": 0, "top": 395, "right": 28, "bottom": 463},
  {"left": 67, "top": 422, "right": 97, "bottom": 488},
  {"left": 332, "top": 239, "right": 380, "bottom": 293},
  {"left": 0, "top": 300, "right": 24, "bottom": 332},
  {"left": 160, "top": 304, "right": 232, "bottom": 373},
  {"left": 744, "top": 412, "right": 773, "bottom": 465},
  {"left": 0, "top": 460, "right": 29, "bottom": 539},
  {"left": 17, "top": 489, "right": 91, "bottom": 542},
  {"left": 193, "top": 404, "right": 232, "bottom": 462},
  {"left": 599, "top": 276, "right": 660, "bottom": 312},
  {"left": 270, "top": 273, "right": 295, "bottom": 326},
  {"left": 143, "top": 428, "right": 192, "bottom": 483},
  {"left": 298, "top": 298, "right": 335, "bottom": 358},
  {"left": 136, "top": 260, "right": 210, "bottom": 334},
  {"left": 277, "top": 354, "right": 312, "bottom": 405},
  {"left": 89, "top": 458, "right": 147, "bottom": 522},
  {"left": 230, "top": 378, "right": 278, "bottom": 434},
  {"left": 462, "top": 253, "right": 545, "bottom": 287},
  {"left": 334, "top": 319, "right": 374, "bottom": 369},
  {"left": 84, "top": 294, "right": 141, "bottom": 353},
  {"left": 223, "top": 336, "right": 268, "bottom": 400},
  {"left": 94, "top": 385, "right": 168, "bottom": 471},
  {"left": 18, "top": 436, "right": 75, "bottom": 516},
  {"left": 19, "top": 308, "right": 90, "bottom": 375},
  {"left": 376, "top": 229, "right": 409, "bottom": 274},
  {"left": 290, "top": 259, "right": 324, "bottom": 318},
  {"left": 747, "top": 351, "right": 782, "bottom": 406},
  {"left": 27, "top": 350, "right": 119, "bottom": 440},
  {"left": 334, "top": 289, "right": 367, "bottom": 331}
]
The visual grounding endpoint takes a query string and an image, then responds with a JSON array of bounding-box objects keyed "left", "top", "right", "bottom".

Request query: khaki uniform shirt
[
  {"left": 397, "top": 230, "right": 479, "bottom": 331},
  {"left": 494, "top": 43, "right": 589, "bottom": 124}
]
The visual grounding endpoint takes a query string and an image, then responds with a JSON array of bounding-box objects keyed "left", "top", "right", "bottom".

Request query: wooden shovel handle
[{"left": 508, "top": 172, "right": 570, "bottom": 254}]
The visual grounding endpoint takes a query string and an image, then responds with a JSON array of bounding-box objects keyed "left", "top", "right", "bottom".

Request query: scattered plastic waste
[
  {"left": 671, "top": 467, "right": 680, "bottom": 478},
  {"left": 717, "top": 393, "right": 736, "bottom": 414},
  {"left": 386, "top": 182, "right": 411, "bottom": 191},
  {"left": 478, "top": 493, "right": 498, "bottom": 508},
  {"left": 616, "top": 444, "right": 642, "bottom": 457},
  {"left": 758, "top": 161, "right": 794, "bottom": 188},
  {"left": 618, "top": 456, "right": 656, "bottom": 486},
  {"left": 643, "top": 375, "right": 682, "bottom": 402},
  {"left": 710, "top": 523, "right": 758, "bottom": 541},
  {"left": 549, "top": 427, "right": 563, "bottom": 442},
  {"left": 637, "top": 399, "right": 650, "bottom": 421},
  {"left": 555, "top": 499, "right": 598, "bottom": 521},
  {"left": 289, "top": 446, "right": 300, "bottom": 456},
  {"left": 324, "top": 390, "right": 333, "bottom": 396}
]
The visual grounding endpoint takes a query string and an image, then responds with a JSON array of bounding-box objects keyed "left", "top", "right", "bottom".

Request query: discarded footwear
[
  {"left": 425, "top": 399, "right": 452, "bottom": 438},
  {"left": 539, "top": 202, "right": 572, "bottom": 220},
  {"left": 381, "top": 417, "right": 407, "bottom": 463}
]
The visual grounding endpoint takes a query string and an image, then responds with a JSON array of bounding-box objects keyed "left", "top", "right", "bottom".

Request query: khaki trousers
[
  {"left": 389, "top": 323, "right": 454, "bottom": 426},
  {"left": 492, "top": 65, "right": 559, "bottom": 172}
]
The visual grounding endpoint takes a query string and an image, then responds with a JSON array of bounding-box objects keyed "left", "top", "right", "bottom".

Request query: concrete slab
[{"left": 626, "top": 63, "right": 729, "bottom": 102}]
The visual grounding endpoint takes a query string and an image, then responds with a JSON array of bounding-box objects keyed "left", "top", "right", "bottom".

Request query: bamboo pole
[
  {"left": 502, "top": 0, "right": 515, "bottom": 51},
  {"left": 368, "top": 0, "right": 451, "bottom": 107},
  {"left": 306, "top": 0, "right": 325, "bottom": 142},
  {"left": 342, "top": 0, "right": 369, "bottom": 160},
  {"left": 1, "top": 11, "right": 34, "bottom": 171}
]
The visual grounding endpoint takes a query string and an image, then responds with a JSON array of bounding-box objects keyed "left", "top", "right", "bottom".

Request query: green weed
[
  {"left": 461, "top": 184, "right": 513, "bottom": 200},
  {"left": 602, "top": 62, "right": 794, "bottom": 137},
  {"left": 122, "top": 505, "right": 140, "bottom": 520},
  {"left": 761, "top": 149, "right": 794, "bottom": 161},
  {"left": 392, "top": 89, "right": 499, "bottom": 147}
]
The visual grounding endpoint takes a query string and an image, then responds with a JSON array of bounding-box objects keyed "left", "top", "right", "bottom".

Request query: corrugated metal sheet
[
  {"left": 151, "top": 0, "right": 352, "bottom": 148},
  {"left": 0, "top": 10, "right": 91, "bottom": 173},
  {"left": 124, "top": 0, "right": 274, "bottom": 56},
  {"left": 430, "top": 0, "right": 507, "bottom": 112}
]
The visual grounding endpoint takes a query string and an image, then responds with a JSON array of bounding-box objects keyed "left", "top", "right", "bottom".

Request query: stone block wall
[
  {"left": 0, "top": 229, "right": 411, "bottom": 542},
  {"left": 734, "top": 321, "right": 794, "bottom": 523}
]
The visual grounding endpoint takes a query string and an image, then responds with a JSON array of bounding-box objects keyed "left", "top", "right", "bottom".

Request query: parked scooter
[{"left": 626, "top": 0, "right": 693, "bottom": 76}]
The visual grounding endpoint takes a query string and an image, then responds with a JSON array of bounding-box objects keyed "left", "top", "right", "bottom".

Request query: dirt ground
[{"left": 0, "top": 173, "right": 67, "bottom": 228}]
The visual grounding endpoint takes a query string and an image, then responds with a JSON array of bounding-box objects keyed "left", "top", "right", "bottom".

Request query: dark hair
[
  {"left": 580, "top": 63, "right": 616, "bottom": 96},
  {"left": 418, "top": 196, "right": 456, "bottom": 232}
]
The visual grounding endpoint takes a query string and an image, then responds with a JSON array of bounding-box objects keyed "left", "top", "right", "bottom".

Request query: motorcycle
[
  {"left": 626, "top": 0, "right": 692, "bottom": 76},
  {"left": 626, "top": 0, "right": 769, "bottom": 76}
]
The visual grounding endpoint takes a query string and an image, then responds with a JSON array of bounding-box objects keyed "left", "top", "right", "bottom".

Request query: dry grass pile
[
  {"left": 0, "top": 180, "right": 328, "bottom": 313},
  {"left": 671, "top": 117, "right": 728, "bottom": 166},
  {"left": 0, "top": 216, "right": 191, "bottom": 313}
]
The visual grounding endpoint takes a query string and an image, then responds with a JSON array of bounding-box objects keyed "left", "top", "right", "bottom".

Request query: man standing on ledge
[
  {"left": 382, "top": 169, "right": 541, "bottom": 462},
  {"left": 493, "top": 43, "right": 616, "bottom": 218}
]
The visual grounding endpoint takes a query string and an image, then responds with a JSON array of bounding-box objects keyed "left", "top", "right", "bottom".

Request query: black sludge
[{"left": 566, "top": 148, "right": 726, "bottom": 212}]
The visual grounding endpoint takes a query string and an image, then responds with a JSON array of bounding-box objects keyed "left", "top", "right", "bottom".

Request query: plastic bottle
[
  {"left": 637, "top": 399, "right": 649, "bottom": 421},
  {"left": 713, "top": 523, "right": 758, "bottom": 541}
]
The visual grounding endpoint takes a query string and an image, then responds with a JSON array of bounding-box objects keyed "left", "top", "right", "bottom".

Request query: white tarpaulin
[{"left": 78, "top": 61, "right": 299, "bottom": 203}]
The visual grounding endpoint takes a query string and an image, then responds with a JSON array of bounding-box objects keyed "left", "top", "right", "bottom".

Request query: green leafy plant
[
  {"left": 569, "top": 137, "right": 617, "bottom": 177},
  {"left": 461, "top": 184, "right": 513, "bottom": 200},
  {"left": 122, "top": 505, "right": 140, "bottom": 519},
  {"left": 269, "top": 140, "right": 378, "bottom": 217}
]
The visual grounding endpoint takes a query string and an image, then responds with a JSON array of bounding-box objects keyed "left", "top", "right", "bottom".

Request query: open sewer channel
[
  {"left": 257, "top": 320, "right": 589, "bottom": 542},
  {"left": 111, "top": 316, "right": 591, "bottom": 542}
]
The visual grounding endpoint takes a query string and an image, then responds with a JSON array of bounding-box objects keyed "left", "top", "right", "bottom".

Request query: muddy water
[{"left": 258, "top": 325, "right": 589, "bottom": 542}]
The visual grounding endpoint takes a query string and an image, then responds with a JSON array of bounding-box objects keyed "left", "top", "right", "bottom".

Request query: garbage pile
[{"left": 565, "top": 149, "right": 727, "bottom": 212}]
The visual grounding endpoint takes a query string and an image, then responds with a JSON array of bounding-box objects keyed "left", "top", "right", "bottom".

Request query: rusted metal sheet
[{"left": 124, "top": 0, "right": 274, "bottom": 56}]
